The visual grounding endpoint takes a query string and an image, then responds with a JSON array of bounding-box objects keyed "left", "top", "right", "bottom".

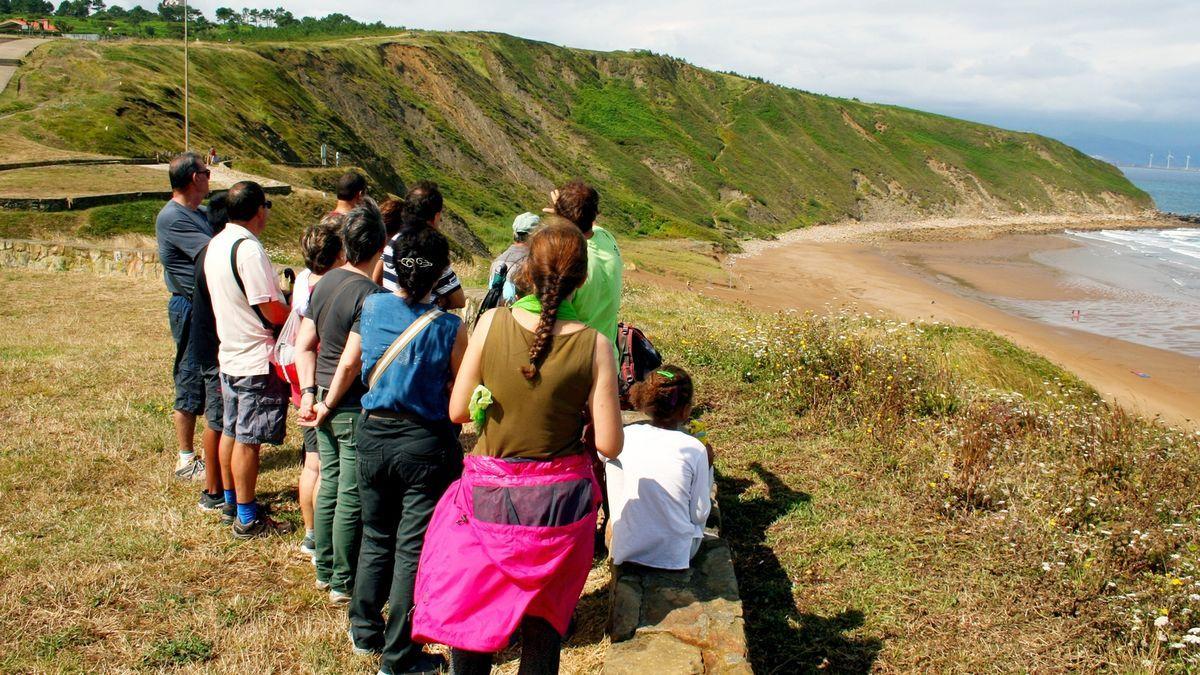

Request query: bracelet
[{"left": 302, "top": 386, "right": 318, "bottom": 395}]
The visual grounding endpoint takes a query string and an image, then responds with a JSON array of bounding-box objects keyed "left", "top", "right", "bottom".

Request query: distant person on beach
[
  {"left": 292, "top": 217, "right": 345, "bottom": 563},
  {"left": 189, "top": 190, "right": 230, "bottom": 516},
  {"left": 204, "top": 181, "right": 294, "bottom": 539},
  {"left": 489, "top": 211, "right": 539, "bottom": 303},
  {"left": 605, "top": 365, "right": 712, "bottom": 570},
  {"left": 1072, "top": 309, "right": 1081, "bottom": 322},
  {"left": 348, "top": 226, "right": 466, "bottom": 674},
  {"left": 155, "top": 151, "right": 213, "bottom": 482},
  {"left": 332, "top": 171, "right": 368, "bottom": 216},
  {"left": 548, "top": 180, "right": 623, "bottom": 349},
  {"left": 413, "top": 222, "right": 622, "bottom": 674},
  {"left": 208, "top": 147, "right": 218, "bottom": 166},
  {"left": 376, "top": 181, "right": 466, "bottom": 310},
  {"left": 296, "top": 204, "right": 386, "bottom": 605}
]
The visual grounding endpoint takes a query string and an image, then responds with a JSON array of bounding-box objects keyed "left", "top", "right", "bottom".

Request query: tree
[
  {"left": 0, "top": 0, "right": 11, "bottom": 13},
  {"left": 273, "top": 7, "right": 295, "bottom": 26},
  {"left": 104, "top": 5, "right": 125, "bottom": 17},
  {"left": 156, "top": 0, "right": 181, "bottom": 22},
  {"left": 54, "top": 0, "right": 71, "bottom": 15},
  {"left": 126, "top": 4, "right": 154, "bottom": 23},
  {"left": 214, "top": 6, "right": 237, "bottom": 25},
  {"left": 89, "top": 0, "right": 103, "bottom": 12}
]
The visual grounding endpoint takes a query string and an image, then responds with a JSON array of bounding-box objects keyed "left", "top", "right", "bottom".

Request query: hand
[
  {"left": 542, "top": 188, "right": 559, "bottom": 214},
  {"left": 297, "top": 393, "right": 316, "bottom": 423},
  {"left": 299, "top": 401, "right": 332, "bottom": 428}
]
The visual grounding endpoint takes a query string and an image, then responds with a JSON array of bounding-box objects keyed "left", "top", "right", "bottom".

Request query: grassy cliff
[{"left": 0, "top": 32, "right": 1150, "bottom": 253}]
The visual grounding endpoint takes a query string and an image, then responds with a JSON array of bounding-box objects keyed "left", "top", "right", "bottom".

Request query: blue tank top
[{"left": 358, "top": 294, "right": 461, "bottom": 420}]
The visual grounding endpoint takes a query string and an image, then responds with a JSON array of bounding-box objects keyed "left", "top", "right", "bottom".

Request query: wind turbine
[
  {"left": 1167, "top": 152, "right": 1174, "bottom": 169},
  {"left": 1149, "top": 153, "right": 1154, "bottom": 168},
  {"left": 1187, "top": 155, "right": 1192, "bottom": 171}
]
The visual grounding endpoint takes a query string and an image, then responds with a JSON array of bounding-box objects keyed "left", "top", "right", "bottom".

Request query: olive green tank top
[{"left": 476, "top": 308, "right": 596, "bottom": 459}]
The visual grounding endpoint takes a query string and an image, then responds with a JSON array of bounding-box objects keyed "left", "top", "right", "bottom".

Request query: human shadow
[{"left": 717, "top": 462, "right": 882, "bottom": 674}]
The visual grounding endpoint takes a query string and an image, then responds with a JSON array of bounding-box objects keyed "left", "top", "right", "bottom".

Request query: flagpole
[{"left": 183, "top": 0, "right": 189, "bottom": 151}]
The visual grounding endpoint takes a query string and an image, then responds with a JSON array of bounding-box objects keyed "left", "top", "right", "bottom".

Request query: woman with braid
[
  {"left": 412, "top": 220, "right": 623, "bottom": 675},
  {"left": 605, "top": 365, "right": 713, "bottom": 570}
]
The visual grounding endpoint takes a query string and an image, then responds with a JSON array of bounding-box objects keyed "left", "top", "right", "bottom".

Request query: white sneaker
[
  {"left": 329, "top": 589, "right": 351, "bottom": 606},
  {"left": 316, "top": 579, "right": 331, "bottom": 591},
  {"left": 173, "top": 456, "right": 205, "bottom": 481}
]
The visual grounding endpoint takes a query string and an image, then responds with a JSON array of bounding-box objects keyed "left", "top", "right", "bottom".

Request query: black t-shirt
[
  {"left": 305, "top": 268, "right": 382, "bottom": 407},
  {"left": 190, "top": 245, "right": 219, "bottom": 371}
]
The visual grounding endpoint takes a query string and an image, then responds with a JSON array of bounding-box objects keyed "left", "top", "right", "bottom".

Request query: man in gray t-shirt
[{"left": 154, "top": 152, "right": 214, "bottom": 489}]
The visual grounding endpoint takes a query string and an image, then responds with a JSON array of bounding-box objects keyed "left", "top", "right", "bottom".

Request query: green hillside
[{"left": 0, "top": 32, "right": 1151, "bottom": 252}]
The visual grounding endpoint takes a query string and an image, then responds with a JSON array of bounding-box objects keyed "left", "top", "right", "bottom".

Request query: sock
[
  {"left": 177, "top": 450, "right": 195, "bottom": 468},
  {"left": 237, "top": 501, "right": 258, "bottom": 525},
  {"left": 305, "top": 528, "right": 314, "bottom": 538},
  {"left": 224, "top": 489, "right": 236, "bottom": 506}
]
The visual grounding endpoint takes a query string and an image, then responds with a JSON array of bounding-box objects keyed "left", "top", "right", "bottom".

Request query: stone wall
[
  {"left": 604, "top": 480, "right": 752, "bottom": 674},
  {"left": 0, "top": 238, "right": 162, "bottom": 279}
]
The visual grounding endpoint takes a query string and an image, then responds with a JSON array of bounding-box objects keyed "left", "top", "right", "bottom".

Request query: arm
[
  {"left": 690, "top": 448, "right": 713, "bottom": 527},
  {"left": 448, "top": 309, "right": 494, "bottom": 424},
  {"left": 255, "top": 299, "right": 291, "bottom": 325},
  {"left": 300, "top": 331, "right": 362, "bottom": 428},
  {"left": 436, "top": 286, "right": 467, "bottom": 310},
  {"left": 588, "top": 332, "right": 623, "bottom": 459},
  {"left": 295, "top": 316, "right": 318, "bottom": 422}
]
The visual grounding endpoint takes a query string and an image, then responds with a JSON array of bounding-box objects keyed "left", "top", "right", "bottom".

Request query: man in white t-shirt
[{"left": 205, "top": 181, "right": 293, "bottom": 539}]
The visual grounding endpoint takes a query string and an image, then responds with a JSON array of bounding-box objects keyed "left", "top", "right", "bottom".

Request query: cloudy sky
[{"left": 125, "top": 0, "right": 1200, "bottom": 161}]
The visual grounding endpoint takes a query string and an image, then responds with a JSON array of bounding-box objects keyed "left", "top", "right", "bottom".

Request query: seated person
[{"left": 606, "top": 365, "right": 712, "bottom": 569}]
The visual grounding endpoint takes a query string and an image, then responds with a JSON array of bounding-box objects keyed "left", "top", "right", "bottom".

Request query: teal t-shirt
[{"left": 572, "top": 225, "right": 622, "bottom": 350}]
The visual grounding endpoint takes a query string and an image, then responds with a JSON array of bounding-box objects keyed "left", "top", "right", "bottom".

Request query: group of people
[{"left": 155, "top": 154, "right": 714, "bottom": 674}]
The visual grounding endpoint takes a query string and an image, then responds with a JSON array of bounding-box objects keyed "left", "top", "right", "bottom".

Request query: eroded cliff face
[{"left": 5, "top": 33, "right": 1151, "bottom": 249}]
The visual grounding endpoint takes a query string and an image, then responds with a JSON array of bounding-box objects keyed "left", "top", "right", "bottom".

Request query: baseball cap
[{"left": 512, "top": 212, "right": 540, "bottom": 236}]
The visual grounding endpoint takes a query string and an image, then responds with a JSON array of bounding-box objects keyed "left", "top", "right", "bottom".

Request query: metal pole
[{"left": 183, "top": 0, "right": 189, "bottom": 151}]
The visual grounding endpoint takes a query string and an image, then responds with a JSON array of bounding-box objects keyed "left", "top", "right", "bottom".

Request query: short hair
[
  {"left": 226, "top": 181, "right": 266, "bottom": 222},
  {"left": 554, "top": 180, "right": 599, "bottom": 233},
  {"left": 300, "top": 220, "right": 342, "bottom": 274},
  {"left": 169, "top": 152, "right": 206, "bottom": 191},
  {"left": 336, "top": 171, "right": 368, "bottom": 201},
  {"left": 379, "top": 198, "right": 404, "bottom": 238},
  {"left": 341, "top": 199, "right": 386, "bottom": 265},
  {"left": 389, "top": 227, "right": 450, "bottom": 305},
  {"left": 207, "top": 190, "right": 229, "bottom": 235},
  {"left": 628, "top": 365, "right": 694, "bottom": 423},
  {"left": 400, "top": 181, "right": 443, "bottom": 229}
]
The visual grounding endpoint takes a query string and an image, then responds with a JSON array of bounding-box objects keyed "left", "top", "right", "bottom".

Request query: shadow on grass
[{"left": 718, "top": 462, "right": 882, "bottom": 674}]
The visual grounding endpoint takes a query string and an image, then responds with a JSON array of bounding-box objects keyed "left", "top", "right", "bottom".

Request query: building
[{"left": 0, "top": 18, "right": 62, "bottom": 34}]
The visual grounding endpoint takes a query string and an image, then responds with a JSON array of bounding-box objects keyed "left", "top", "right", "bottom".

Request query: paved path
[{"left": 0, "top": 38, "right": 49, "bottom": 94}]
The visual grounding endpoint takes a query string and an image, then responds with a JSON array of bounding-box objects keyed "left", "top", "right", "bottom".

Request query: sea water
[
  {"left": 1120, "top": 166, "right": 1200, "bottom": 216},
  {"left": 1004, "top": 228, "right": 1200, "bottom": 357}
]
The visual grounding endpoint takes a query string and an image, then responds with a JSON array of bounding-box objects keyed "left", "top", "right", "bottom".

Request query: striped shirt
[{"left": 381, "top": 232, "right": 461, "bottom": 302}]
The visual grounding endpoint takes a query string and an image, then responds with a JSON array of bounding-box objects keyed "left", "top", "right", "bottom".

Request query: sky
[{"left": 119, "top": 0, "right": 1200, "bottom": 164}]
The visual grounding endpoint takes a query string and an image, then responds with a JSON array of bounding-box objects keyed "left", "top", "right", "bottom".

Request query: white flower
[
  {"left": 1156, "top": 616, "right": 1171, "bottom": 628},
  {"left": 1190, "top": 594, "right": 1200, "bottom": 602},
  {"left": 1170, "top": 642, "right": 1185, "bottom": 649},
  {"left": 1183, "top": 634, "right": 1200, "bottom": 644},
  {"left": 1042, "top": 562, "right": 1052, "bottom": 572},
  {"left": 1189, "top": 627, "right": 1200, "bottom": 635}
]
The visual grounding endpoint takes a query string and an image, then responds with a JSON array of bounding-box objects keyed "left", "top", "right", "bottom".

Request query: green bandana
[{"left": 512, "top": 294, "right": 580, "bottom": 322}]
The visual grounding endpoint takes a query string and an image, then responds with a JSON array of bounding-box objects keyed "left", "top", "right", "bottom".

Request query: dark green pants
[{"left": 314, "top": 408, "right": 362, "bottom": 595}]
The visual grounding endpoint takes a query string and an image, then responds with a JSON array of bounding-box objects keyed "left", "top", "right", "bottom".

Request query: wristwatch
[{"left": 302, "top": 386, "right": 318, "bottom": 396}]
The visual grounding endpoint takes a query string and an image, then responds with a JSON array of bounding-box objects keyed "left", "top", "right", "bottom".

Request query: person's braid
[{"left": 521, "top": 273, "right": 564, "bottom": 380}]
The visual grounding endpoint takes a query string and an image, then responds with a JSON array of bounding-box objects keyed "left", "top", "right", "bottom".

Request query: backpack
[
  {"left": 617, "top": 321, "right": 662, "bottom": 410},
  {"left": 472, "top": 263, "right": 507, "bottom": 330}
]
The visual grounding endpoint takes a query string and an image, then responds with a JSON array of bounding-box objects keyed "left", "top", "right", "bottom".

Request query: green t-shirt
[{"left": 572, "top": 225, "right": 622, "bottom": 349}]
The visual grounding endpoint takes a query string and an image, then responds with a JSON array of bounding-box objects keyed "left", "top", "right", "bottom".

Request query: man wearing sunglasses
[{"left": 156, "top": 152, "right": 214, "bottom": 484}]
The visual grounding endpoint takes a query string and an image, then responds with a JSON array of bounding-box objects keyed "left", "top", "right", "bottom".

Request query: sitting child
[{"left": 606, "top": 365, "right": 712, "bottom": 569}]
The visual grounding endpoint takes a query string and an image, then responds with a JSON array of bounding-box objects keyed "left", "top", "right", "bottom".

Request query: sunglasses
[
  {"left": 265, "top": 200, "right": 273, "bottom": 209},
  {"left": 195, "top": 169, "right": 211, "bottom": 178}
]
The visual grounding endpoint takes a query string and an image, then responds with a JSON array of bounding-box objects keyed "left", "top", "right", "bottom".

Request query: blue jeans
[{"left": 167, "top": 295, "right": 204, "bottom": 415}]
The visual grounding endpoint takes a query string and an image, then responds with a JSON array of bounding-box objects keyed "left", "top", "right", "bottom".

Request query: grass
[
  {"left": 3, "top": 267, "right": 1199, "bottom": 670},
  {"left": 0, "top": 164, "right": 168, "bottom": 198}
]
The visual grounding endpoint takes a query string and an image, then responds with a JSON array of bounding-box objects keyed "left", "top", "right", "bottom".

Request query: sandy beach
[{"left": 640, "top": 214, "right": 1200, "bottom": 428}]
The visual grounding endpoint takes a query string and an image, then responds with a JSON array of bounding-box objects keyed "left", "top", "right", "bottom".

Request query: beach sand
[{"left": 636, "top": 214, "right": 1200, "bottom": 428}]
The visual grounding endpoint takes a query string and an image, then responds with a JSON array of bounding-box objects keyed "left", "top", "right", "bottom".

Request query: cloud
[{"left": 113, "top": 0, "right": 1200, "bottom": 126}]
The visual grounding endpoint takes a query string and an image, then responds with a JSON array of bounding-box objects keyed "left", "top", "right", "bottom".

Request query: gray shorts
[{"left": 220, "top": 372, "right": 289, "bottom": 446}]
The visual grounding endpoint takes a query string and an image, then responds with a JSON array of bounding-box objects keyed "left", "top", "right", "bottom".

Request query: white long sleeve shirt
[{"left": 605, "top": 424, "right": 712, "bottom": 570}]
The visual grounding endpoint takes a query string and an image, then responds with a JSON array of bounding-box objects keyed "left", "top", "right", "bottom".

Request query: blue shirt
[
  {"left": 155, "top": 199, "right": 213, "bottom": 296},
  {"left": 358, "top": 294, "right": 461, "bottom": 420}
]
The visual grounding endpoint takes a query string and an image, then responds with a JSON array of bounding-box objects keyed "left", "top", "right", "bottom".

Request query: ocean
[
  {"left": 1120, "top": 166, "right": 1200, "bottom": 216},
  {"left": 1015, "top": 228, "right": 1200, "bottom": 357}
]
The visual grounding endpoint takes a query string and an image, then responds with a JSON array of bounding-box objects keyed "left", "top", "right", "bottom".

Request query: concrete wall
[{"left": 0, "top": 238, "right": 163, "bottom": 280}]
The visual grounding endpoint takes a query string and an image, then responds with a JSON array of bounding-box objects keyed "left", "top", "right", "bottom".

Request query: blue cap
[{"left": 512, "top": 212, "right": 540, "bottom": 235}]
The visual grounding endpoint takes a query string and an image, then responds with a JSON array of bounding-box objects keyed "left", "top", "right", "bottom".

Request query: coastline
[{"left": 637, "top": 213, "right": 1200, "bottom": 428}]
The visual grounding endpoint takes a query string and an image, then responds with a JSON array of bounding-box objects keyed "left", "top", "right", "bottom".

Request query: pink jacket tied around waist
[{"left": 412, "top": 453, "right": 600, "bottom": 653}]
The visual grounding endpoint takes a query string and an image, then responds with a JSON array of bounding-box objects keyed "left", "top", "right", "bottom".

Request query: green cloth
[
  {"left": 511, "top": 293, "right": 580, "bottom": 322},
  {"left": 573, "top": 225, "right": 622, "bottom": 356},
  {"left": 314, "top": 410, "right": 362, "bottom": 595}
]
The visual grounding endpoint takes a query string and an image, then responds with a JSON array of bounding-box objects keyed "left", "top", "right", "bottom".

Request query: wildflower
[
  {"left": 1184, "top": 634, "right": 1200, "bottom": 644},
  {"left": 1156, "top": 615, "right": 1171, "bottom": 628},
  {"left": 1042, "top": 562, "right": 1052, "bottom": 572}
]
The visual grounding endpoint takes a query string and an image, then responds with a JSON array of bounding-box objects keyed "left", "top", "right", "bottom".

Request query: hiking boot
[
  {"left": 174, "top": 456, "right": 205, "bottom": 481},
  {"left": 347, "top": 628, "right": 380, "bottom": 657},
  {"left": 299, "top": 534, "right": 316, "bottom": 559},
  {"left": 231, "top": 515, "right": 294, "bottom": 540},
  {"left": 329, "top": 589, "right": 351, "bottom": 606},
  {"left": 197, "top": 491, "right": 224, "bottom": 512},
  {"left": 220, "top": 502, "right": 236, "bottom": 525}
]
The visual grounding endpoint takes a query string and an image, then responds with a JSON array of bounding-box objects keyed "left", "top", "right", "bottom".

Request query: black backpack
[{"left": 617, "top": 321, "right": 662, "bottom": 410}]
